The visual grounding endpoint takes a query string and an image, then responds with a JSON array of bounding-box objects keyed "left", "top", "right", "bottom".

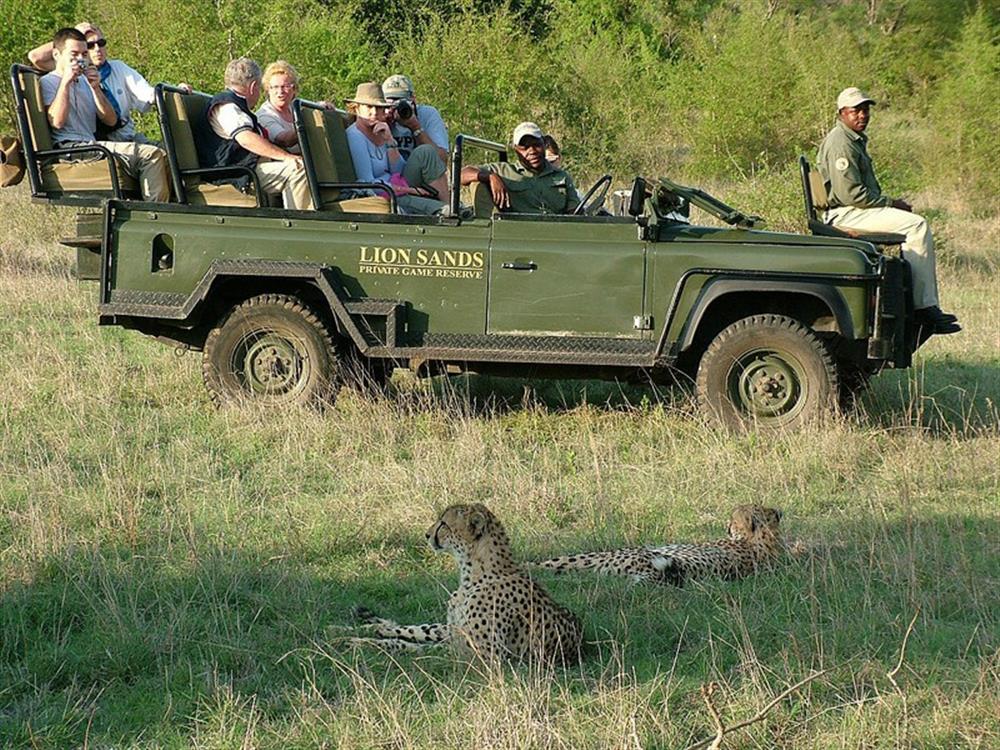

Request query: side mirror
[{"left": 628, "top": 177, "right": 647, "bottom": 216}]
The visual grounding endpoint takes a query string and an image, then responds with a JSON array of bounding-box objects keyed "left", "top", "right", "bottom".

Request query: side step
[{"left": 344, "top": 298, "right": 406, "bottom": 348}]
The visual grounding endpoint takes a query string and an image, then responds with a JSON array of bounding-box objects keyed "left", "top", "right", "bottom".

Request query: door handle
[{"left": 501, "top": 261, "right": 537, "bottom": 271}]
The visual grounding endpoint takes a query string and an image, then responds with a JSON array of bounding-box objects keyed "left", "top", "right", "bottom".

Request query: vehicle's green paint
[{"left": 487, "top": 217, "right": 645, "bottom": 337}]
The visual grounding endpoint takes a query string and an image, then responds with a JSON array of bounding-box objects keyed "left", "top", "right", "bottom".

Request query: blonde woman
[{"left": 257, "top": 60, "right": 331, "bottom": 155}]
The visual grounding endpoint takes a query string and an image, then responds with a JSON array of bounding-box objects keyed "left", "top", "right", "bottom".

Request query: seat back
[
  {"left": 798, "top": 155, "right": 831, "bottom": 221},
  {"left": 14, "top": 67, "right": 54, "bottom": 153},
  {"left": 156, "top": 85, "right": 206, "bottom": 201},
  {"left": 471, "top": 181, "right": 496, "bottom": 218},
  {"left": 294, "top": 101, "right": 389, "bottom": 213}
]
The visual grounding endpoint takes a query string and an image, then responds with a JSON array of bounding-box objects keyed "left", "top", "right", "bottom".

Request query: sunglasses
[{"left": 86, "top": 38, "right": 108, "bottom": 49}]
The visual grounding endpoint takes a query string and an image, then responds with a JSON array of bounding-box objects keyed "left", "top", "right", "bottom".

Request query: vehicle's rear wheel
[
  {"left": 203, "top": 294, "right": 340, "bottom": 407},
  {"left": 696, "top": 314, "right": 838, "bottom": 430}
]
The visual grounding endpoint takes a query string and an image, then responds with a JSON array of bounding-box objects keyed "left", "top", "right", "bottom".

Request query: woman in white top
[{"left": 257, "top": 61, "right": 332, "bottom": 155}]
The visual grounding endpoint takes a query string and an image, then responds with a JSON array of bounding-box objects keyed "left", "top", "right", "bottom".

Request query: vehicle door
[{"left": 487, "top": 216, "right": 647, "bottom": 338}]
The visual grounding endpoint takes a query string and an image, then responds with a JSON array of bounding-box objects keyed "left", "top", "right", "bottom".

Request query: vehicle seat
[
  {"left": 155, "top": 84, "right": 260, "bottom": 207},
  {"left": 471, "top": 181, "right": 496, "bottom": 218},
  {"left": 798, "top": 155, "right": 904, "bottom": 246},
  {"left": 294, "top": 101, "right": 391, "bottom": 214},
  {"left": 10, "top": 64, "right": 139, "bottom": 203}
]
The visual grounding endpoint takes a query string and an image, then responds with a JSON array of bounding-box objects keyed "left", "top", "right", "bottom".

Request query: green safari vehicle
[{"left": 8, "top": 69, "right": 928, "bottom": 429}]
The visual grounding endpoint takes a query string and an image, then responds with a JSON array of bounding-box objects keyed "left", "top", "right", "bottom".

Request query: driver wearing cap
[
  {"left": 816, "top": 86, "right": 959, "bottom": 334},
  {"left": 460, "top": 122, "right": 580, "bottom": 214}
]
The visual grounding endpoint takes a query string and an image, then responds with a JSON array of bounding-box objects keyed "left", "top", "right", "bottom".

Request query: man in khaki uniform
[
  {"left": 817, "top": 87, "right": 959, "bottom": 334},
  {"left": 460, "top": 122, "right": 580, "bottom": 214}
]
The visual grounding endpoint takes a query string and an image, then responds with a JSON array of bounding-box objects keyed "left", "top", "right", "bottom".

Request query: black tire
[
  {"left": 203, "top": 294, "right": 340, "bottom": 408},
  {"left": 696, "top": 314, "right": 838, "bottom": 430}
]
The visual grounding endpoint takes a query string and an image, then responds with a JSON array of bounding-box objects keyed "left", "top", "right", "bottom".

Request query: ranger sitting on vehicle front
[{"left": 460, "top": 121, "right": 580, "bottom": 214}]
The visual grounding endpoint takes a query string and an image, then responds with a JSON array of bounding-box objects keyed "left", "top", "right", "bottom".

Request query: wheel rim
[
  {"left": 728, "top": 349, "right": 806, "bottom": 421},
  {"left": 235, "top": 331, "right": 310, "bottom": 398}
]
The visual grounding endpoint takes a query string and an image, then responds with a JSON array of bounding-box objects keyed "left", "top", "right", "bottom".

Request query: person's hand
[
  {"left": 318, "top": 100, "right": 334, "bottom": 111},
  {"left": 177, "top": 82, "right": 193, "bottom": 94},
  {"left": 488, "top": 173, "right": 509, "bottom": 209},
  {"left": 401, "top": 113, "right": 420, "bottom": 131},
  {"left": 891, "top": 198, "right": 913, "bottom": 212},
  {"left": 60, "top": 55, "right": 82, "bottom": 79},
  {"left": 285, "top": 154, "right": 304, "bottom": 168},
  {"left": 83, "top": 65, "right": 100, "bottom": 88},
  {"left": 372, "top": 121, "right": 393, "bottom": 146}
]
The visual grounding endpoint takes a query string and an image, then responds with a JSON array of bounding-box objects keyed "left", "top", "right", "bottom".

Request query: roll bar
[{"left": 449, "top": 133, "right": 507, "bottom": 217}]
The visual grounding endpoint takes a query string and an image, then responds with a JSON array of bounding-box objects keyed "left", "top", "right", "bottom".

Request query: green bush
[
  {"left": 386, "top": 8, "right": 555, "bottom": 147},
  {"left": 926, "top": 7, "right": 1000, "bottom": 215}
]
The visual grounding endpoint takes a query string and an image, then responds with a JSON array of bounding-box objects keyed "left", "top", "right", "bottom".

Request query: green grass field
[{"left": 1, "top": 183, "right": 997, "bottom": 748}]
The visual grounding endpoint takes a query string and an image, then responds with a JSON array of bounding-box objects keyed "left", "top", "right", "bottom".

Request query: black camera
[{"left": 392, "top": 99, "right": 413, "bottom": 121}]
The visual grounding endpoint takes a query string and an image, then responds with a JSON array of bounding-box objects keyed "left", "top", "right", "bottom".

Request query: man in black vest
[{"left": 195, "top": 57, "right": 312, "bottom": 209}]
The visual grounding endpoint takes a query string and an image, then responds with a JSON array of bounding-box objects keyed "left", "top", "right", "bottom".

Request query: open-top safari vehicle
[{"left": 8, "top": 65, "right": 928, "bottom": 429}]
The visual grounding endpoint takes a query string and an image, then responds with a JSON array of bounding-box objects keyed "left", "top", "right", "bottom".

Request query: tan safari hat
[
  {"left": 382, "top": 74, "right": 414, "bottom": 100},
  {"left": 345, "top": 82, "right": 389, "bottom": 107},
  {"left": 837, "top": 87, "right": 876, "bottom": 110},
  {"left": 511, "top": 121, "right": 544, "bottom": 146}
]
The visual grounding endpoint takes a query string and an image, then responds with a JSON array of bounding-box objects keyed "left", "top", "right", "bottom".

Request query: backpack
[{"left": 1, "top": 134, "right": 26, "bottom": 187}]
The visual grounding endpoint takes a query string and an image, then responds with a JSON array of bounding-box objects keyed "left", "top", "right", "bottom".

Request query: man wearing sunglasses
[
  {"left": 460, "top": 122, "right": 580, "bottom": 214},
  {"left": 28, "top": 23, "right": 189, "bottom": 143}
]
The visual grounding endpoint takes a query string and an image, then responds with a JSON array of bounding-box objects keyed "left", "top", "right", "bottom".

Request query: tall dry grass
[{"left": 0, "top": 182, "right": 997, "bottom": 748}]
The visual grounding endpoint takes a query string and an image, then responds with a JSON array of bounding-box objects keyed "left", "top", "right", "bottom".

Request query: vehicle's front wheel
[
  {"left": 203, "top": 294, "right": 340, "bottom": 408},
  {"left": 696, "top": 314, "right": 838, "bottom": 430}
]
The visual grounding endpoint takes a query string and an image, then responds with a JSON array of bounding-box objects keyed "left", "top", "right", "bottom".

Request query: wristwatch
[{"left": 412, "top": 128, "right": 424, "bottom": 138}]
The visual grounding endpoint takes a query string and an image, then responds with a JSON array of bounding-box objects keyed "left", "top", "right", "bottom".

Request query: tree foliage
[{"left": 1, "top": 0, "right": 996, "bottom": 212}]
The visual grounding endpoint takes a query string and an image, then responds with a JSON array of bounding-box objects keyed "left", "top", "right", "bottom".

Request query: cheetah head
[
  {"left": 426, "top": 503, "right": 510, "bottom": 562},
  {"left": 727, "top": 505, "right": 783, "bottom": 540}
]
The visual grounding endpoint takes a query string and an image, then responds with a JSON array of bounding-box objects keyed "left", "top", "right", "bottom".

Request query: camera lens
[{"left": 393, "top": 100, "right": 413, "bottom": 120}]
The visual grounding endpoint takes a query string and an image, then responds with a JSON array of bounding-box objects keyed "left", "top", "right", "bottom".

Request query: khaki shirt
[
  {"left": 482, "top": 160, "right": 580, "bottom": 214},
  {"left": 816, "top": 119, "right": 891, "bottom": 210}
]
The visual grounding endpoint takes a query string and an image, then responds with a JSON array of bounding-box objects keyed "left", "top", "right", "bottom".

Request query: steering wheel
[{"left": 573, "top": 174, "right": 613, "bottom": 216}]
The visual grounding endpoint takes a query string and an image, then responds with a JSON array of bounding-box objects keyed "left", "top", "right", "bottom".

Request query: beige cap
[
  {"left": 837, "top": 87, "right": 875, "bottom": 110},
  {"left": 345, "top": 82, "right": 389, "bottom": 107},
  {"left": 512, "top": 122, "right": 544, "bottom": 146},
  {"left": 382, "top": 74, "right": 414, "bottom": 100}
]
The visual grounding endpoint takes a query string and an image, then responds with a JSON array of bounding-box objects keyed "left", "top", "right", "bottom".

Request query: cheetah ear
[{"left": 467, "top": 509, "right": 487, "bottom": 541}]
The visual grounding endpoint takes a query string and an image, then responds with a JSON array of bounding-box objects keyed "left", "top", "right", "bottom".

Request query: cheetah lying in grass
[
  {"left": 533, "top": 505, "right": 785, "bottom": 586},
  {"left": 348, "top": 503, "right": 584, "bottom": 665}
]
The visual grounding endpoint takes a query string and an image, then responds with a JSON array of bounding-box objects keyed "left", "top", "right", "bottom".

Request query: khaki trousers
[
  {"left": 100, "top": 140, "right": 170, "bottom": 202},
  {"left": 826, "top": 205, "right": 939, "bottom": 309},
  {"left": 255, "top": 159, "right": 313, "bottom": 210}
]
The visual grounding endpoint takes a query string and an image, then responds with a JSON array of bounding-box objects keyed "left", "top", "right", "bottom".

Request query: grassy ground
[{"left": 0, "top": 182, "right": 997, "bottom": 748}]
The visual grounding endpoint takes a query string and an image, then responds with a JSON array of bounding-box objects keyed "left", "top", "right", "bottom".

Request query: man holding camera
[
  {"left": 28, "top": 23, "right": 188, "bottom": 144},
  {"left": 382, "top": 74, "right": 449, "bottom": 164},
  {"left": 39, "top": 28, "right": 169, "bottom": 202}
]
